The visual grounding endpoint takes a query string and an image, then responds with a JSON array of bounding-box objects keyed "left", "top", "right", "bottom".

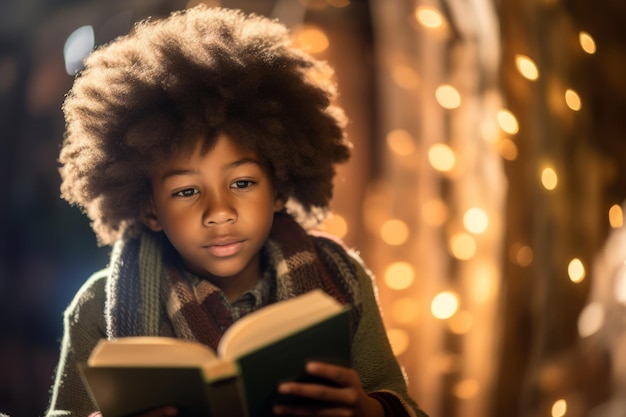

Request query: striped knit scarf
[{"left": 104, "top": 212, "right": 362, "bottom": 351}]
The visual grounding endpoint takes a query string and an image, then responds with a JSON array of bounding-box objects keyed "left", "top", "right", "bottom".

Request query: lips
[{"left": 203, "top": 238, "right": 244, "bottom": 258}]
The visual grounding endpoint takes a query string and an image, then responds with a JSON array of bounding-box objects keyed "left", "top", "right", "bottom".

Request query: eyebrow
[{"left": 159, "top": 157, "right": 262, "bottom": 182}]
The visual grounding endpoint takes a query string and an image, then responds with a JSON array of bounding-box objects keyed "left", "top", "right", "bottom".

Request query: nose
[{"left": 202, "top": 191, "right": 236, "bottom": 226}]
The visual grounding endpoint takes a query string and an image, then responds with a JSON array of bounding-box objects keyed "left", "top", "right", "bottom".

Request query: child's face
[{"left": 144, "top": 133, "right": 283, "bottom": 294}]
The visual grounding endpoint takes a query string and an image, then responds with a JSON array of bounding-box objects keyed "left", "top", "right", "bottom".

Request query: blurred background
[{"left": 2, "top": 0, "right": 626, "bottom": 416}]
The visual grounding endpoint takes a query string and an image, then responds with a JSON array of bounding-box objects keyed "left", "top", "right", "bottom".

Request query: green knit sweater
[{"left": 45, "top": 253, "right": 427, "bottom": 417}]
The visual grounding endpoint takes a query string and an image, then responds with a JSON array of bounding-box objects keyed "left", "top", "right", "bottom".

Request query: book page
[
  {"left": 88, "top": 336, "right": 219, "bottom": 367},
  {"left": 218, "top": 289, "right": 346, "bottom": 360}
]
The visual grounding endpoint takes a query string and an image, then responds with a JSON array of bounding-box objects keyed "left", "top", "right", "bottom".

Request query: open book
[{"left": 79, "top": 289, "right": 351, "bottom": 417}]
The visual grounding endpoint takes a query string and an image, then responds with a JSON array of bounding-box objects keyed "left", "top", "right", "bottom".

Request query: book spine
[{"left": 207, "top": 375, "right": 246, "bottom": 417}]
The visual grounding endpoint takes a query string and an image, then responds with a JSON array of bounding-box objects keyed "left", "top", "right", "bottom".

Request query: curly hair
[{"left": 59, "top": 5, "right": 351, "bottom": 246}]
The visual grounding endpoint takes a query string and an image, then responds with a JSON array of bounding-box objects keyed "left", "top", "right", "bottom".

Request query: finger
[
  {"left": 278, "top": 381, "right": 359, "bottom": 405},
  {"left": 305, "top": 362, "right": 361, "bottom": 388}
]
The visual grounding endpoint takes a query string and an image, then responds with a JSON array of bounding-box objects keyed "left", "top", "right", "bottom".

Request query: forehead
[{"left": 152, "top": 132, "right": 265, "bottom": 174}]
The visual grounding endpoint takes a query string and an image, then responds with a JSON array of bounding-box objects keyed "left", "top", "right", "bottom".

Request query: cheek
[
  {"left": 153, "top": 202, "right": 196, "bottom": 234},
  {"left": 163, "top": 208, "right": 195, "bottom": 229}
]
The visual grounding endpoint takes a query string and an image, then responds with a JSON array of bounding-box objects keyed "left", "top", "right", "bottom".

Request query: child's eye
[
  {"left": 231, "top": 180, "right": 255, "bottom": 189},
  {"left": 173, "top": 188, "right": 198, "bottom": 197}
]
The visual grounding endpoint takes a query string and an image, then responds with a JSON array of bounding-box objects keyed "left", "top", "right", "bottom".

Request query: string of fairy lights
[{"left": 282, "top": 2, "right": 617, "bottom": 417}]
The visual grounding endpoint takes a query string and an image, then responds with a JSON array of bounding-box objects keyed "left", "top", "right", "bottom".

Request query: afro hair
[{"left": 59, "top": 5, "right": 351, "bottom": 245}]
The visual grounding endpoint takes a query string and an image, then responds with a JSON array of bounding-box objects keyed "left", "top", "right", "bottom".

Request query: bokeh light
[
  {"left": 567, "top": 258, "right": 586, "bottom": 283},
  {"left": 515, "top": 54, "right": 539, "bottom": 80},
  {"left": 428, "top": 143, "right": 456, "bottom": 172},
  {"left": 565, "top": 89, "right": 582, "bottom": 111},
  {"left": 463, "top": 207, "right": 489, "bottom": 234},
  {"left": 454, "top": 378, "right": 480, "bottom": 399},
  {"left": 415, "top": 6, "right": 445, "bottom": 29},
  {"left": 431, "top": 291, "right": 460, "bottom": 319},
  {"left": 381, "top": 219, "right": 409, "bottom": 246},
  {"left": 497, "top": 138, "right": 519, "bottom": 160},
  {"left": 384, "top": 262, "right": 415, "bottom": 290},
  {"left": 319, "top": 213, "right": 348, "bottom": 238},
  {"left": 448, "top": 310, "right": 473, "bottom": 334},
  {"left": 292, "top": 25, "right": 329, "bottom": 54},
  {"left": 386, "top": 129, "right": 416, "bottom": 156},
  {"left": 578, "top": 302, "right": 605, "bottom": 337},
  {"left": 449, "top": 233, "right": 477, "bottom": 260},
  {"left": 541, "top": 167, "right": 558, "bottom": 190},
  {"left": 551, "top": 399, "right": 567, "bottom": 417},
  {"left": 609, "top": 204, "right": 624, "bottom": 228},
  {"left": 387, "top": 328, "right": 410, "bottom": 356},
  {"left": 436, "top": 84, "right": 462, "bottom": 109},
  {"left": 63, "top": 25, "right": 95, "bottom": 75},
  {"left": 497, "top": 109, "right": 519, "bottom": 135},
  {"left": 509, "top": 243, "right": 534, "bottom": 267},
  {"left": 579, "top": 31, "right": 597, "bottom": 54}
]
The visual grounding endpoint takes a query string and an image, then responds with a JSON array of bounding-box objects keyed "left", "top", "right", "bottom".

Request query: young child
[{"left": 46, "top": 5, "right": 428, "bottom": 417}]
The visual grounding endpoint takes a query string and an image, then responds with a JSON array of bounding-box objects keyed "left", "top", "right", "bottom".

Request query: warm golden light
[
  {"left": 463, "top": 207, "right": 489, "bottom": 234},
  {"left": 326, "top": 0, "right": 350, "bottom": 8},
  {"left": 578, "top": 302, "right": 604, "bottom": 338},
  {"left": 391, "top": 298, "right": 419, "bottom": 324},
  {"left": 471, "top": 270, "right": 496, "bottom": 304},
  {"left": 380, "top": 219, "right": 409, "bottom": 246},
  {"left": 480, "top": 117, "right": 500, "bottom": 144},
  {"left": 414, "top": 6, "right": 444, "bottom": 29},
  {"left": 510, "top": 244, "right": 533, "bottom": 267},
  {"left": 298, "top": 0, "right": 328, "bottom": 10},
  {"left": 497, "top": 109, "right": 519, "bottom": 134},
  {"left": 292, "top": 25, "right": 329, "bottom": 54},
  {"left": 391, "top": 65, "right": 420, "bottom": 90},
  {"left": 609, "top": 204, "right": 624, "bottom": 228},
  {"left": 449, "top": 233, "right": 477, "bottom": 260},
  {"left": 319, "top": 214, "right": 348, "bottom": 238},
  {"left": 448, "top": 310, "right": 473, "bottom": 334},
  {"left": 435, "top": 84, "right": 461, "bottom": 109},
  {"left": 568, "top": 258, "right": 586, "bottom": 283},
  {"left": 515, "top": 54, "right": 539, "bottom": 80},
  {"left": 431, "top": 291, "right": 459, "bottom": 319},
  {"left": 614, "top": 267, "right": 626, "bottom": 303},
  {"left": 431, "top": 352, "right": 461, "bottom": 374},
  {"left": 541, "top": 167, "right": 558, "bottom": 190},
  {"left": 362, "top": 185, "right": 388, "bottom": 235},
  {"left": 497, "top": 138, "right": 518, "bottom": 161},
  {"left": 386, "top": 328, "right": 410, "bottom": 356},
  {"left": 384, "top": 262, "right": 415, "bottom": 290},
  {"left": 386, "top": 129, "right": 416, "bottom": 156},
  {"left": 579, "top": 31, "right": 596, "bottom": 54},
  {"left": 421, "top": 198, "right": 449, "bottom": 227},
  {"left": 454, "top": 378, "right": 480, "bottom": 399},
  {"left": 565, "top": 89, "right": 582, "bottom": 111},
  {"left": 428, "top": 143, "right": 456, "bottom": 172},
  {"left": 551, "top": 399, "right": 567, "bottom": 417}
]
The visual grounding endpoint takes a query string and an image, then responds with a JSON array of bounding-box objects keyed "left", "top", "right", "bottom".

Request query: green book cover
[
  {"left": 236, "top": 308, "right": 351, "bottom": 417},
  {"left": 79, "top": 365, "right": 237, "bottom": 417},
  {"left": 79, "top": 290, "right": 351, "bottom": 417}
]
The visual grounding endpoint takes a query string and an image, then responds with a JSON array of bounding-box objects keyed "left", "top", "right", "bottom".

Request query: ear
[
  {"left": 141, "top": 200, "right": 163, "bottom": 232},
  {"left": 273, "top": 192, "right": 286, "bottom": 212}
]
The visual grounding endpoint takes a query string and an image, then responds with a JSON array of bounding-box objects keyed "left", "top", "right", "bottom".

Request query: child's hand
[{"left": 273, "top": 362, "right": 384, "bottom": 417}]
